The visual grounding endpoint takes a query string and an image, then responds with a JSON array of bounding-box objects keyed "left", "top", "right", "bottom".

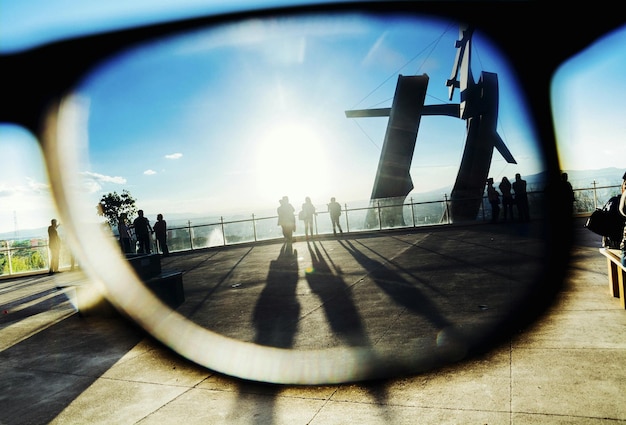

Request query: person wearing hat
[{"left": 486, "top": 177, "right": 500, "bottom": 223}]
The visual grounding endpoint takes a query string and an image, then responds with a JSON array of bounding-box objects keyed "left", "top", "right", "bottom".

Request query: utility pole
[{"left": 13, "top": 210, "right": 19, "bottom": 239}]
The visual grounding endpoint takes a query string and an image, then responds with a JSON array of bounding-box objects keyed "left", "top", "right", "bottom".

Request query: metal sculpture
[{"left": 346, "top": 25, "right": 516, "bottom": 225}]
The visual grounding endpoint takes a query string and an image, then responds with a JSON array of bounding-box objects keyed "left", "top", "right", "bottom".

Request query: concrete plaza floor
[{"left": 0, "top": 217, "right": 625, "bottom": 424}]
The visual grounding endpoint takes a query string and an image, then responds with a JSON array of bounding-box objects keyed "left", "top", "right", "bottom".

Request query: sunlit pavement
[{"left": 0, "top": 217, "right": 625, "bottom": 424}]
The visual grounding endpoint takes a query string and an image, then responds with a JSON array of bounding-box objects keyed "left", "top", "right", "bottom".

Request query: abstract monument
[{"left": 346, "top": 25, "right": 516, "bottom": 226}]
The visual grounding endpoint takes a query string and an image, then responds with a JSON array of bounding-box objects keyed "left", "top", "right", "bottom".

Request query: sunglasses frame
[{"left": 1, "top": 1, "right": 623, "bottom": 383}]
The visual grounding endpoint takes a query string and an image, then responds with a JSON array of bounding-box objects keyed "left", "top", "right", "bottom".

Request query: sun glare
[{"left": 255, "top": 122, "right": 331, "bottom": 206}]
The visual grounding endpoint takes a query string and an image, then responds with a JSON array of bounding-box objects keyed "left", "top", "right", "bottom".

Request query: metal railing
[
  {"left": 1, "top": 182, "right": 621, "bottom": 278},
  {"left": 0, "top": 239, "right": 74, "bottom": 278},
  {"left": 164, "top": 196, "right": 454, "bottom": 253},
  {"left": 571, "top": 181, "right": 622, "bottom": 213}
]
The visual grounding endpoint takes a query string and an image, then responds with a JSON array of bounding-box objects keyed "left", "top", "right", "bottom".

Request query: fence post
[
  {"left": 410, "top": 197, "right": 416, "bottom": 227},
  {"left": 344, "top": 203, "right": 349, "bottom": 233},
  {"left": 444, "top": 194, "right": 450, "bottom": 224},
  {"left": 592, "top": 180, "right": 598, "bottom": 209},
  {"left": 252, "top": 214, "right": 257, "bottom": 242},
  {"left": 187, "top": 221, "right": 193, "bottom": 250},
  {"left": 481, "top": 196, "right": 486, "bottom": 221},
  {"left": 377, "top": 201, "right": 382, "bottom": 230},
  {"left": 220, "top": 216, "right": 226, "bottom": 246},
  {"left": 8, "top": 241, "right": 14, "bottom": 276}
]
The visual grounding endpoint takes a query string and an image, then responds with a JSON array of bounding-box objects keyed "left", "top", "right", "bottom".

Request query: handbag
[{"left": 584, "top": 209, "right": 620, "bottom": 237}]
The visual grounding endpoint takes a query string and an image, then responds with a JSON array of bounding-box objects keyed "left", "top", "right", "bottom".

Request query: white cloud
[
  {"left": 80, "top": 171, "right": 126, "bottom": 184},
  {"left": 165, "top": 153, "right": 183, "bottom": 160},
  {"left": 82, "top": 180, "right": 103, "bottom": 193},
  {"left": 144, "top": 169, "right": 157, "bottom": 175},
  {"left": 26, "top": 177, "right": 50, "bottom": 192},
  {"left": 0, "top": 177, "right": 50, "bottom": 198},
  {"left": 79, "top": 171, "right": 127, "bottom": 193}
]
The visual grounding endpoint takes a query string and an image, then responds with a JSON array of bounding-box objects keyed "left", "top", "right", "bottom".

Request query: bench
[
  {"left": 145, "top": 270, "right": 185, "bottom": 309},
  {"left": 74, "top": 270, "right": 185, "bottom": 317},
  {"left": 599, "top": 248, "right": 625, "bottom": 309},
  {"left": 75, "top": 254, "right": 184, "bottom": 316}
]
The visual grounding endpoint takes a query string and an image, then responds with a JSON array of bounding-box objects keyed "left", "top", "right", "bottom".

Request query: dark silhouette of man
[
  {"left": 499, "top": 176, "right": 514, "bottom": 222},
  {"left": 560, "top": 172, "right": 575, "bottom": 217},
  {"left": 133, "top": 209, "right": 153, "bottom": 254},
  {"left": 153, "top": 213, "right": 170, "bottom": 257},
  {"left": 300, "top": 196, "right": 316, "bottom": 239},
  {"left": 277, "top": 196, "right": 296, "bottom": 244},
  {"left": 486, "top": 178, "right": 500, "bottom": 223},
  {"left": 328, "top": 197, "right": 343, "bottom": 235},
  {"left": 47, "top": 219, "right": 60, "bottom": 275},
  {"left": 513, "top": 173, "right": 530, "bottom": 222}
]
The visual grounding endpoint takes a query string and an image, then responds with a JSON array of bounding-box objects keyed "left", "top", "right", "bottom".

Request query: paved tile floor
[{"left": 1, "top": 217, "right": 624, "bottom": 424}]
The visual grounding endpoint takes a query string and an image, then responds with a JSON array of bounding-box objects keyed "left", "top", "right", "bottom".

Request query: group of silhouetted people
[
  {"left": 485, "top": 173, "right": 533, "bottom": 223},
  {"left": 277, "top": 196, "right": 344, "bottom": 244},
  {"left": 44, "top": 210, "right": 168, "bottom": 275},
  {"left": 46, "top": 171, "right": 626, "bottom": 269},
  {"left": 117, "top": 209, "right": 169, "bottom": 256}
]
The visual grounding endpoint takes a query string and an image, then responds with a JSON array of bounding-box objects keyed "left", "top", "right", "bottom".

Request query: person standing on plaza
[
  {"left": 619, "top": 173, "right": 626, "bottom": 266},
  {"left": 513, "top": 173, "right": 530, "bottom": 222},
  {"left": 47, "top": 219, "right": 60, "bottom": 275},
  {"left": 560, "top": 172, "right": 576, "bottom": 217},
  {"left": 327, "top": 197, "right": 343, "bottom": 235},
  {"left": 118, "top": 213, "right": 132, "bottom": 254},
  {"left": 300, "top": 196, "right": 317, "bottom": 239},
  {"left": 133, "top": 209, "right": 153, "bottom": 254},
  {"left": 582, "top": 171, "right": 625, "bottom": 250},
  {"left": 153, "top": 213, "right": 170, "bottom": 257},
  {"left": 277, "top": 196, "right": 296, "bottom": 244},
  {"left": 486, "top": 178, "right": 500, "bottom": 223},
  {"left": 499, "top": 176, "right": 514, "bottom": 222}
]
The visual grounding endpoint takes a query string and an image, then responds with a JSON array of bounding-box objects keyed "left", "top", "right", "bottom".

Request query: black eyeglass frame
[
  {"left": 2, "top": 0, "right": 620, "bottom": 303},
  {"left": 1, "top": 1, "right": 623, "bottom": 383}
]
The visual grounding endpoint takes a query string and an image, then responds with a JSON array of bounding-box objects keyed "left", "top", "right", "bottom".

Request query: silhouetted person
[
  {"left": 486, "top": 178, "right": 500, "bottom": 223},
  {"left": 560, "top": 172, "right": 575, "bottom": 217},
  {"left": 153, "top": 213, "right": 170, "bottom": 257},
  {"left": 47, "top": 219, "right": 60, "bottom": 275},
  {"left": 300, "top": 196, "right": 316, "bottom": 239},
  {"left": 601, "top": 176, "right": 626, "bottom": 249},
  {"left": 133, "top": 209, "right": 153, "bottom": 254},
  {"left": 513, "top": 173, "right": 530, "bottom": 222},
  {"left": 618, "top": 172, "right": 626, "bottom": 266},
  {"left": 118, "top": 213, "right": 132, "bottom": 254},
  {"left": 499, "top": 176, "right": 514, "bottom": 222},
  {"left": 277, "top": 196, "right": 296, "bottom": 244},
  {"left": 328, "top": 197, "right": 343, "bottom": 235}
]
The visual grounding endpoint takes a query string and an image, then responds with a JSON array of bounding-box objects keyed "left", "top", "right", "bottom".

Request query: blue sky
[
  {"left": 552, "top": 26, "right": 626, "bottom": 175},
  {"left": 0, "top": 1, "right": 624, "bottom": 235}
]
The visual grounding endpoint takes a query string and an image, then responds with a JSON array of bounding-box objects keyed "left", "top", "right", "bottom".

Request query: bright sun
[{"left": 255, "top": 121, "right": 331, "bottom": 206}]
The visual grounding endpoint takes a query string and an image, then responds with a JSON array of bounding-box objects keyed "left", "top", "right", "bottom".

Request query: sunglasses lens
[{"left": 50, "top": 11, "right": 550, "bottom": 384}]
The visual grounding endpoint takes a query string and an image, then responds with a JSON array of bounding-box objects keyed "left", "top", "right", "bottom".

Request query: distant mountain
[
  {"left": 0, "top": 226, "right": 47, "bottom": 241},
  {"left": 560, "top": 167, "right": 624, "bottom": 189},
  {"left": 412, "top": 167, "right": 624, "bottom": 201}
]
